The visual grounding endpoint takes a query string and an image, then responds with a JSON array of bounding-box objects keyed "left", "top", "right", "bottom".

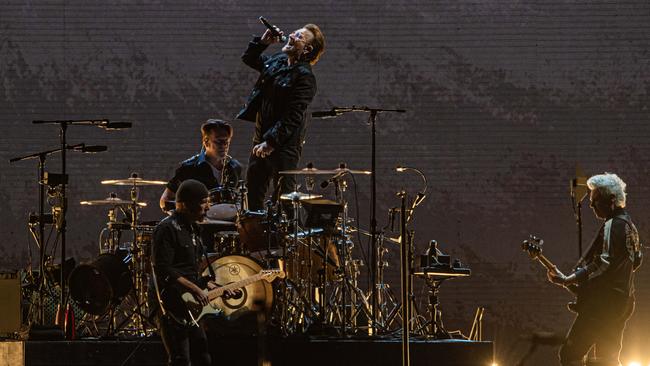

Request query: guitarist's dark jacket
[
  {"left": 149, "top": 212, "right": 210, "bottom": 316},
  {"left": 573, "top": 208, "right": 642, "bottom": 314}
]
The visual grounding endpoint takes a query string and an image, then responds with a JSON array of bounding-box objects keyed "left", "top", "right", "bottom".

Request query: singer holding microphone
[
  {"left": 237, "top": 18, "right": 325, "bottom": 210},
  {"left": 159, "top": 119, "right": 243, "bottom": 213}
]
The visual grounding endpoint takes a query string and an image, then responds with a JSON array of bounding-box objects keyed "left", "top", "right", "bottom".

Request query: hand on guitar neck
[
  {"left": 522, "top": 235, "right": 585, "bottom": 314},
  {"left": 522, "top": 235, "right": 577, "bottom": 289}
]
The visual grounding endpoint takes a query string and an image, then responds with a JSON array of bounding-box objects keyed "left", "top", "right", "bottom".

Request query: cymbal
[
  {"left": 101, "top": 173, "right": 166, "bottom": 186},
  {"left": 279, "top": 167, "right": 371, "bottom": 175},
  {"left": 280, "top": 191, "right": 323, "bottom": 201},
  {"left": 80, "top": 196, "right": 147, "bottom": 207}
]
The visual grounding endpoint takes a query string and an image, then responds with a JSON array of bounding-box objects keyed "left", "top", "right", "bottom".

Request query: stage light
[{"left": 627, "top": 361, "right": 641, "bottom": 366}]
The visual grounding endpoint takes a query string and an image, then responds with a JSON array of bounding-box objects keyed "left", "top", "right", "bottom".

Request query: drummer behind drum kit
[
  {"left": 62, "top": 164, "right": 385, "bottom": 337},
  {"left": 16, "top": 157, "right": 470, "bottom": 339}
]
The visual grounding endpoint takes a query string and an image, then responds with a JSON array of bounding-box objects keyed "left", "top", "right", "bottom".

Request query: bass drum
[
  {"left": 200, "top": 255, "right": 273, "bottom": 319},
  {"left": 68, "top": 251, "right": 132, "bottom": 315}
]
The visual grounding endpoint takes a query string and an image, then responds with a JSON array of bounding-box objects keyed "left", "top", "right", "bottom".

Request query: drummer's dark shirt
[
  {"left": 167, "top": 150, "right": 243, "bottom": 193},
  {"left": 151, "top": 211, "right": 208, "bottom": 289}
]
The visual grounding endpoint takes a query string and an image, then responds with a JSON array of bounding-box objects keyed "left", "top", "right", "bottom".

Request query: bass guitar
[{"left": 521, "top": 235, "right": 582, "bottom": 313}]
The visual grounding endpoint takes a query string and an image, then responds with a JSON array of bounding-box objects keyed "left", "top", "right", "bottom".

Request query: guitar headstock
[
  {"left": 261, "top": 269, "right": 286, "bottom": 282},
  {"left": 522, "top": 235, "right": 544, "bottom": 259}
]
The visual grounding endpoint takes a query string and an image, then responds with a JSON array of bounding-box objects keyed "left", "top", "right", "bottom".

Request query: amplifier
[{"left": 0, "top": 272, "right": 21, "bottom": 334}]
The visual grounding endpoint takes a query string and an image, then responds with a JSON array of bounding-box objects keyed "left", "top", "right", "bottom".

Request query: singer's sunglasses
[
  {"left": 206, "top": 137, "right": 230, "bottom": 146},
  {"left": 289, "top": 30, "right": 309, "bottom": 43}
]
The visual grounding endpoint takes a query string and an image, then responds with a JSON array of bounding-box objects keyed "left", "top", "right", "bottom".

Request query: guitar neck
[
  {"left": 206, "top": 272, "right": 266, "bottom": 301},
  {"left": 535, "top": 254, "right": 556, "bottom": 271}
]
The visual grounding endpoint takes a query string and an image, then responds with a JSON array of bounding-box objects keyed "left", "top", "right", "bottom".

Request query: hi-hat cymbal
[
  {"left": 80, "top": 196, "right": 147, "bottom": 207},
  {"left": 279, "top": 167, "right": 371, "bottom": 175},
  {"left": 101, "top": 172, "right": 166, "bottom": 186},
  {"left": 280, "top": 191, "right": 323, "bottom": 201}
]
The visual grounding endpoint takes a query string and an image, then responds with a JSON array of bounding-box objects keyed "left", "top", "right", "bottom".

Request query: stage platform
[{"left": 1, "top": 336, "right": 493, "bottom": 366}]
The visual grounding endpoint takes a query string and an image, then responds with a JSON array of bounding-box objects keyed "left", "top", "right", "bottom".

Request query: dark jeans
[
  {"left": 559, "top": 299, "right": 634, "bottom": 366},
  {"left": 157, "top": 315, "right": 211, "bottom": 366},
  {"left": 246, "top": 150, "right": 300, "bottom": 211}
]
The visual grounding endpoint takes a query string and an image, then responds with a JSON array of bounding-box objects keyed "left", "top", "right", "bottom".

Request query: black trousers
[
  {"left": 559, "top": 299, "right": 634, "bottom": 366},
  {"left": 156, "top": 315, "right": 212, "bottom": 366},
  {"left": 246, "top": 150, "right": 300, "bottom": 211}
]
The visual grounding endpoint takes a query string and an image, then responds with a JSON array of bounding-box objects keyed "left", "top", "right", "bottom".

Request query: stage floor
[{"left": 2, "top": 336, "right": 493, "bottom": 366}]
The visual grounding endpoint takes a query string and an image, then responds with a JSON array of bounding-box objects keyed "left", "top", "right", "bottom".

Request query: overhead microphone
[
  {"left": 69, "top": 144, "right": 108, "bottom": 153},
  {"left": 100, "top": 121, "right": 132, "bottom": 130},
  {"left": 321, "top": 163, "right": 348, "bottom": 188},
  {"left": 312, "top": 110, "right": 340, "bottom": 118},
  {"left": 79, "top": 145, "right": 108, "bottom": 153},
  {"left": 259, "top": 16, "right": 287, "bottom": 42}
]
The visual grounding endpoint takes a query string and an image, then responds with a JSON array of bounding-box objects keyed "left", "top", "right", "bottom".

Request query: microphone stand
[
  {"left": 397, "top": 190, "right": 410, "bottom": 366},
  {"left": 32, "top": 119, "right": 128, "bottom": 317},
  {"left": 312, "top": 105, "right": 406, "bottom": 335},
  {"left": 9, "top": 143, "right": 106, "bottom": 324},
  {"left": 570, "top": 177, "right": 588, "bottom": 259}
]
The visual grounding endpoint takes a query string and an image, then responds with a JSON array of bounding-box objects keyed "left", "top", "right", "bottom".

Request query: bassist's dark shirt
[{"left": 574, "top": 208, "right": 641, "bottom": 304}]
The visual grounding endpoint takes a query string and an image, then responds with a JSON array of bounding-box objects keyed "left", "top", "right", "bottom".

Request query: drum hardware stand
[
  {"left": 373, "top": 230, "right": 401, "bottom": 333},
  {"left": 312, "top": 106, "right": 406, "bottom": 335},
  {"left": 32, "top": 119, "right": 129, "bottom": 316}
]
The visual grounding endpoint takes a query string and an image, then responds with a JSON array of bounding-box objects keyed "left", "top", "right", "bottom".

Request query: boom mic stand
[
  {"left": 10, "top": 143, "right": 109, "bottom": 325},
  {"left": 312, "top": 106, "right": 406, "bottom": 335},
  {"left": 570, "top": 175, "right": 588, "bottom": 259},
  {"left": 31, "top": 119, "right": 130, "bottom": 315}
]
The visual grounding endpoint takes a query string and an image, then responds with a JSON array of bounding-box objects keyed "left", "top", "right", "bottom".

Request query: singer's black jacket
[{"left": 236, "top": 37, "right": 317, "bottom": 155}]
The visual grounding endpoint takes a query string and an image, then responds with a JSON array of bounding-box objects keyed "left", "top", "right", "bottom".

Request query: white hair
[{"left": 586, "top": 172, "right": 627, "bottom": 208}]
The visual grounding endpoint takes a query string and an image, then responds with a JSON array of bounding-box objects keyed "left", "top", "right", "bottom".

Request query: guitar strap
[{"left": 194, "top": 224, "right": 217, "bottom": 282}]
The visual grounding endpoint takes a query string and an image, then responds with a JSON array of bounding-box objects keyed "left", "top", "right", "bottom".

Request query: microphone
[
  {"left": 259, "top": 16, "right": 287, "bottom": 42},
  {"left": 69, "top": 144, "right": 108, "bottom": 153},
  {"left": 321, "top": 163, "right": 348, "bottom": 188},
  {"left": 312, "top": 110, "right": 340, "bottom": 118},
  {"left": 396, "top": 165, "right": 428, "bottom": 206},
  {"left": 80, "top": 145, "right": 108, "bottom": 153},
  {"left": 99, "top": 121, "right": 132, "bottom": 130}
]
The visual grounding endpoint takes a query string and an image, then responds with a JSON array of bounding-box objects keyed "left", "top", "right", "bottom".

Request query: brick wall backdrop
[{"left": 1, "top": 1, "right": 649, "bottom": 365}]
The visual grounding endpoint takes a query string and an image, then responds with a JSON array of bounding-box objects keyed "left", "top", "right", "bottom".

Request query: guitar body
[{"left": 160, "top": 258, "right": 284, "bottom": 327}]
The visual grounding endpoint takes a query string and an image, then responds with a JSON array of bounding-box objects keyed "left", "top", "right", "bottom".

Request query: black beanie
[{"left": 176, "top": 179, "right": 209, "bottom": 203}]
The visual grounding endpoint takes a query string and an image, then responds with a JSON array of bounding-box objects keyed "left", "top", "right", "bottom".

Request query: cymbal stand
[{"left": 128, "top": 180, "right": 150, "bottom": 336}]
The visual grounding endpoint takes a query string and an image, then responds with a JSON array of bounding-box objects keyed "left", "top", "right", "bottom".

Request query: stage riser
[{"left": 9, "top": 338, "right": 492, "bottom": 366}]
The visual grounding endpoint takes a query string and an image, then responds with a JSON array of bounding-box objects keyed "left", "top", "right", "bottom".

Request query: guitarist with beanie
[
  {"left": 150, "top": 179, "right": 213, "bottom": 366},
  {"left": 546, "top": 173, "right": 642, "bottom": 366}
]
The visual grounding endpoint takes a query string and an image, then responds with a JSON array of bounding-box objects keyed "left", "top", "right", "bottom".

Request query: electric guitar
[
  {"left": 163, "top": 268, "right": 285, "bottom": 326},
  {"left": 521, "top": 236, "right": 582, "bottom": 313}
]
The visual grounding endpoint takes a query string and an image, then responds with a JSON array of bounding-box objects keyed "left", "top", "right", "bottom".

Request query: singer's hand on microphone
[{"left": 261, "top": 29, "right": 284, "bottom": 45}]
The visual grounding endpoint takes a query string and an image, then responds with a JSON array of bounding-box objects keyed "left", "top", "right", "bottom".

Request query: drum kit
[{"left": 63, "top": 165, "right": 393, "bottom": 337}]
